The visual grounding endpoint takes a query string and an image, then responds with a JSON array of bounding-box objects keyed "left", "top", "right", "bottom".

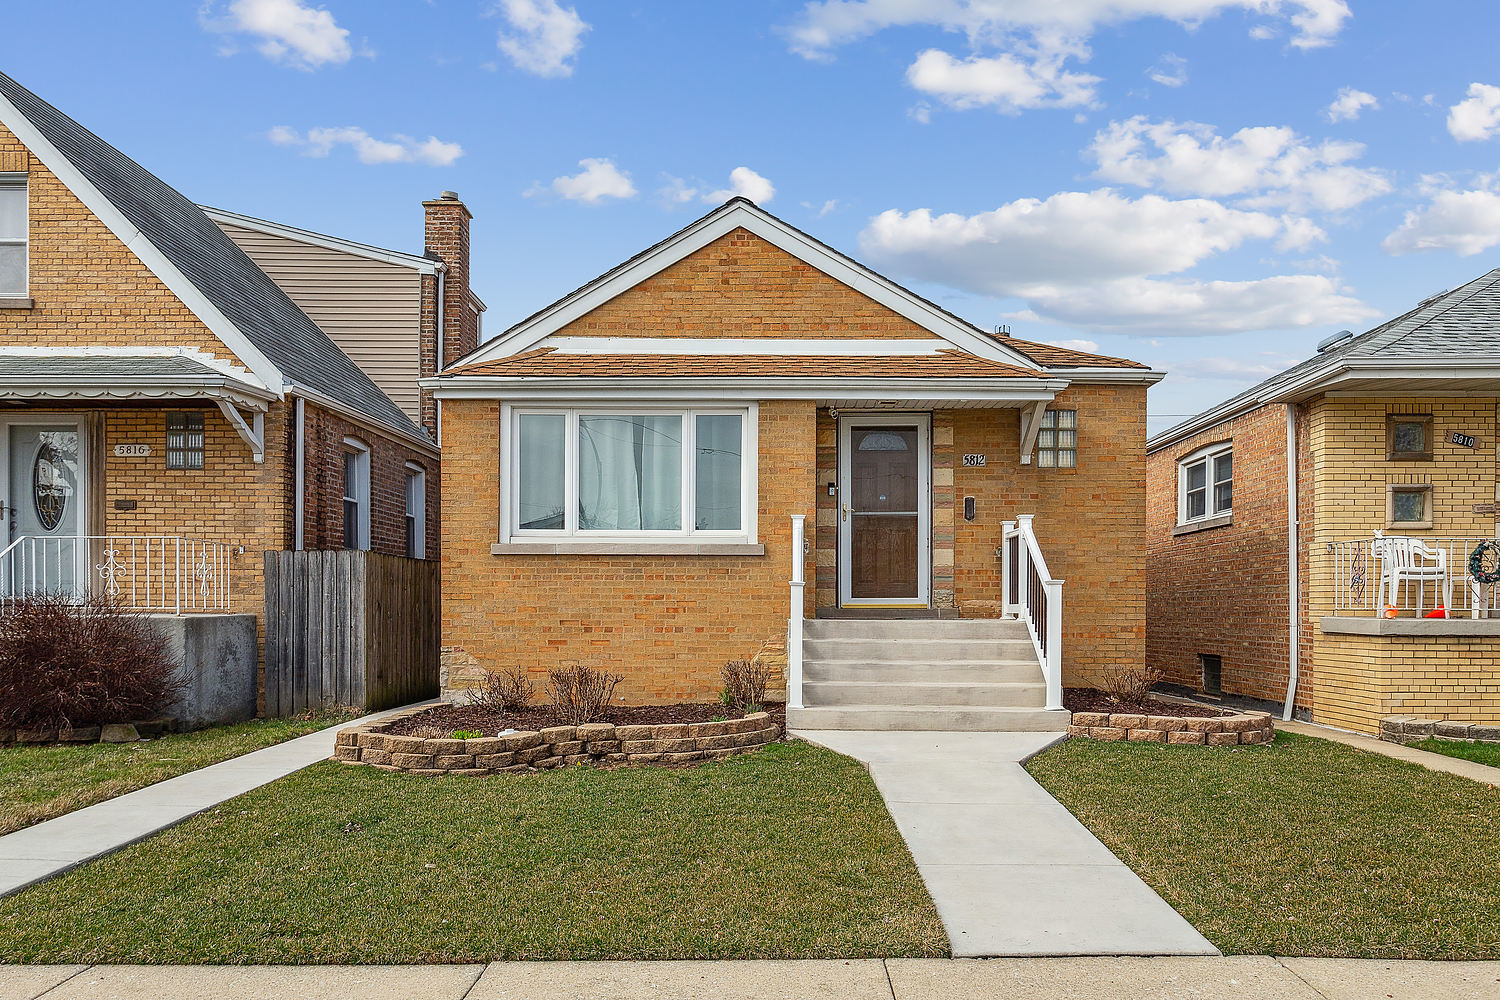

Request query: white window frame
[
  {"left": 0, "top": 174, "right": 27, "bottom": 298},
  {"left": 501, "top": 403, "right": 758, "bottom": 545},
  {"left": 341, "top": 437, "right": 371, "bottom": 551},
  {"left": 1177, "top": 442, "right": 1233, "bottom": 525},
  {"left": 404, "top": 462, "right": 427, "bottom": 558}
]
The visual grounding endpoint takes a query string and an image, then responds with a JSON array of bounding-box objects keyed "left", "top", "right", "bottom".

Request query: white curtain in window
[
  {"left": 518, "top": 414, "right": 566, "bottom": 529},
  {"left": 694, "top": 414, "right": 742, "bottom": 530},
  {"left": 578, "top": 415, "right": 682, "bottom": 530}
]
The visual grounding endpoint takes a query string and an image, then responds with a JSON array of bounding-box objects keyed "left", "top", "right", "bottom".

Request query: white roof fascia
[
  {"left": 289, "top": 383, "right": 439, "bottom": 459},
  {"left": 1040, "top": 367, "right": 1166, "bottom": 385},
  {"left": 458, "top": 201, "right": 1037, "bottom": 370},
  {"left": 0, "top": 377, "right": 274, "bottom": 408},
  {"left": 425, "top": 375, "right": 1067, "bottom": 404},
  {"left": 0, "top": 93, "right": 284, "bottom": 395},
  {"left": 202, "top": 206, "right": 442, "bottom": 275}
]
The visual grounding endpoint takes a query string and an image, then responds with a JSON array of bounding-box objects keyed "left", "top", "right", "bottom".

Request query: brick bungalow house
[
  {"left": 0, "top": 71, "right": 481, "bottom": 716},
  {"left": 1146, "top": 268, "right": 1500, "bottom": 734},
  {"left": 427, "top": 198, "right": 1163, "bottom": 730}
]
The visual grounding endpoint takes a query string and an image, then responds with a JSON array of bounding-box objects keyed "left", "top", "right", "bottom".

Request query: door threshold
[{"left": 816, "top": 607, "right": 962, "bottom": 620}]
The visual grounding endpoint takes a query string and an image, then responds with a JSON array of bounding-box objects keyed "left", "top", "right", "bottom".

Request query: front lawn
[
  {"left": 0, "top": 712, "right": 355, "bottom": 836},
  {"left": 0, "top": 742, "right": 947, "bottom": 964},
  {"left": 1027, "top": 731, "right": 1500, "bottom": 959},
  {"left": 1412, "top": 737, "right": 1500, "bottom": 769}
]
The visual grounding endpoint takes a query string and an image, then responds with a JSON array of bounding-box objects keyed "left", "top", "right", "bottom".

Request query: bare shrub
[
  {"left": 0, "top": 594, "right": 184, "bottom": 730},
  {"left": 468, "top": 666, "right": 535, "bottom": 712},
  {"left": 410, "top": 724, "right": 447, "bottom": 740},
  {"left": 721, "top": 658, "right": 771, "bottom": 714},
  {"left": 1100, "top": 661, "right": 1165, "bottom": 706},
  {"left": 546, "top": 664, "right": 623, "bottom": 726}
]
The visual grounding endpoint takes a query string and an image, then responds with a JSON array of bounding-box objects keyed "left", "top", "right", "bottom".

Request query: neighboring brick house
[
  {"left": 0, "top": 72, "right": 478, "bottom": 690},
  {"left": 1147, "top": 269, "right": 1500, "bottom": 734},
  {"left": 427, "top": 198, "right": 1163, "bottom": 728}
]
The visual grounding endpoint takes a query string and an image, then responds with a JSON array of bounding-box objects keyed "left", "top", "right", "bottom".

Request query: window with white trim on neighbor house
[
  {"left": 342, "top": 440, "right": 371, "bottom": 550},
  {"left": 512, "top": 409, "right": 752, "bottom": 538},
  {"left": 0, "top": 175, "right": 26, "bottom": 296},
  {"left": 404, "top": 463, "right": 426, "bottom": 559},
  {"left": 1178, "top": 443, "right": 1232, "bottom": 524}
]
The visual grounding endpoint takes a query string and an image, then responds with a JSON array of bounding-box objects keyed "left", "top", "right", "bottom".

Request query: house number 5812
[{"left": 962, "top": 454, "right": 986, "bottom": 466}]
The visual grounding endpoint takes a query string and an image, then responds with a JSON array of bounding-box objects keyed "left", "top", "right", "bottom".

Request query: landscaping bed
[
  {"left": 0, "top": 742, "right": 948, "bottom": 963},
  {"left": 383, "top": 701, "right": 786, "bottom": 736},
  {"left": 1063, "top": 687, "right": 1224, "bottom": 719},
  {"left": 1062, "top": 687, "right": 1272, "bottom": 746},
  {"left": 1027, "top": 730, "right": 1500, "bottom": 958}
]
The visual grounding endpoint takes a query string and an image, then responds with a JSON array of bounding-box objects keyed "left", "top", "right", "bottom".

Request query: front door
[
  {"left": 837, "top": 414, "right": 930, "bottom": 607},
  {"left": 3, "top": 419, "right": 86, "bottom": 597}
]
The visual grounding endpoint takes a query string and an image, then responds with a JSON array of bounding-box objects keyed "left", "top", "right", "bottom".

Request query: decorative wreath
[{"left": 1469, "top": 540, "right": 1500, "bottom": 585}]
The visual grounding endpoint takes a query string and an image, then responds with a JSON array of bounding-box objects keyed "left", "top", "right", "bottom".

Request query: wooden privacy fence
[{"left": 263, "top": 550, "right": 438, "bottom": 716}]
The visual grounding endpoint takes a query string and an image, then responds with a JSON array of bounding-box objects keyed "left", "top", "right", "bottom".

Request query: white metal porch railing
[
  {"left": 0, "top": 535, "right": 234, "bottom": 613},
  {"left": 787, "top": 514, "right": 806, "bottom": 709},
  {"left": 1327, "top": 532, "right": 1500, "bottom": 618},
  {"left": 1001, "top": 515, "right": 1064, "bottom": 711}
]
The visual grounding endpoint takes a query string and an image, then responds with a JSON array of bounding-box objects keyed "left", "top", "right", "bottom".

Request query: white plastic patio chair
[{"left": 1371, "top": 531, "right": 1452, "bottom": 615}]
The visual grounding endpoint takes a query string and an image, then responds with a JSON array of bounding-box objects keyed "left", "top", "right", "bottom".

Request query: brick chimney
[{"left": 420, "top": 191, "right": 475, "bottom": 438}]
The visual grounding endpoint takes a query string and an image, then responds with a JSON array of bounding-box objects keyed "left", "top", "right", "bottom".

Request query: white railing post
[
  {"left": 788, "top": 514, "right": 806, "bottom": 710},
  {"left": 1000, "top": 519, "right": 1016, "bottom": 617},
  {"left": 1044, "top": 578, "right": 1064, "bottom": 711}
]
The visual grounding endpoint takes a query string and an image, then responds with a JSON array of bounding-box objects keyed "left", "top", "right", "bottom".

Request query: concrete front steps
[{"left": 787, "top": 617, "right": 1070, "bottom": 732}]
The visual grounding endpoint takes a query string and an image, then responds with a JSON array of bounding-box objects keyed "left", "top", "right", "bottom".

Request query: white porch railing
[
  {"left": 787, "top": 514, "right": 806, "bottom": 709},
  {"left": 1328, "top": 532, "right": 1500, "bottom": 618},
  {"left": 0, "top": 535, "right": 234, "bottom": 613},
  {"left": 1001, "top": 515, "right": 1064, "bottom": 711}
]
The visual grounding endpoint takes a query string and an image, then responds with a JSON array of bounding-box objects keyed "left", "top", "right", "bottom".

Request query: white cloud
[
  {"left": 204, "top": 0, "right": 352, "bottom": 69},
  {"left": 494, "top": 0, "right": 589, "bottom": 78},
  {"left": 1041, "top": 338, "right": 1100, "bottom": 353},
  {"left": 1326, "top": 86, "right": 1378, "bottom": 122},
  {"left": 1447, "top": 83, "right": 1500, "bottom": 142},
  {"left": 1147, "top": 53, "right": 1187, "bottom": 88},
  {"left": 709, "top": 166, "right": 776, "bottom": 204},
  {"left": 1382, "top": 186, "right": 1500, "bottom": 257},
  {"left": 857, "top": 189, "right": 1373, "bottom": 334},
  {"left": 906, "top": 46, "right": 1101, "bottom": 113},
  {"left": 268, "top": 126, "right": 462, "bottom": 166},
  {"left": 1088, "top": 117, "right": 1391, "bottom": 213},
  {"left": 1165, "top": 355, "right": 1302, "bottom": 380},
  {"left": 533, "top": 158, "right": 637, "bottom": 204}
]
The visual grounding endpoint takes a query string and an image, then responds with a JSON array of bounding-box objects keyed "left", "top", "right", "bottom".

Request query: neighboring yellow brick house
[
  {"left": 428, "top": 199, "right": 1164, "bottom": 730},
  {"left": 0, "top": 72, "right": 476, "bottom": 721},
  {"left": 1147, "top": 269, "right": 1500, "bottom": 734}
]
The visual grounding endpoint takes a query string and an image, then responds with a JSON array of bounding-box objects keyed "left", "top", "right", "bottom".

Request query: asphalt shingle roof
[
  {"left": 0, "top": 71, "right": 423, "bottom": 440},
  {"left": 0, "top": 355, "right": 230, "bottom": 379},
  {"left": 453, "top": 347, "right": 1046, "bottom": 379}
]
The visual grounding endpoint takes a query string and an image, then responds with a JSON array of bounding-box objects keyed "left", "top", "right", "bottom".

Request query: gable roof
[
  {"left": 448, "top": 198, "right": 1156, "bottom": 380},
  {"left": 202, "top": 205, "right": 441, "bottom": 275},
  {"left": 998, "top": 336, "right": 1150, "bottom": 370},
  {"left": 0, "top": 71, "right": 427, "bottom": 445},
  {"left": 452, "top": 347, "right": 1045, "bottom": 379},
  {"left": 1148, "top": 268, "right": 1500, "bottom": 452}
]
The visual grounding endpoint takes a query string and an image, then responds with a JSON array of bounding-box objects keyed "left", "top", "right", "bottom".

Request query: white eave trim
[
  {"left": 425, "top": 375, "right": 1067, "bottom": 404},
  {"left": 0, "top": 376, "right": 274, "bottom": 409},
  {"left": 455, "top": 201, "right": 1039, "bottom": 370},
  {"left": 290, "top": 383, "right": 440, "bottom": 459},
  {"left": 0, "top": 91, "right": 285, "bottom": 395},
  {"left": 1038, "top": 366, "right": 1166, "bottom": 385},
  {"left": 202, "top": 205, "right": 442, "bottom": 275}
]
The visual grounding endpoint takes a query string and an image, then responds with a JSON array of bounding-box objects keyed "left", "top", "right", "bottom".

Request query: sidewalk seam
[
  {"left": 455, "top": 963, "right": 489, "bottom": 1000},
  {"left": 1274, "top": 955, "right": 1333, "bottom": 1000},
  {"left": 31, "top": 963, "right": 92, "bottom": 999},
  {"left": 881, "top": 958, "right": 898, "bottom": 1000}
]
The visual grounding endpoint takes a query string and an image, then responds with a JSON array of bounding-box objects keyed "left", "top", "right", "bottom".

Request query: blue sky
[{"left": 7, "top": 1, "right": 1500, "bottom": 427}]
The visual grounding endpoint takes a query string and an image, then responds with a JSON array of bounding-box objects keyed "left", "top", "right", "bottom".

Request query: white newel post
[
  {"left": 1000, "top": 519, "right": 1016, "bottom": 617},
  {"left": 1044, "top": 577, "right": 1064, "bottom": 711},
  {"left": 788, "top": 514, "right": 806, "bottom": 710}
]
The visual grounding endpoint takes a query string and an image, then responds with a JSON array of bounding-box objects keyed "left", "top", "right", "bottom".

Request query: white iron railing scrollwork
[
  {"left": 0, "top": 535, "right": 234, "bottom": 613},
  {"left": 1001, "top": 515, "right": 1064, "bottom": 712}
]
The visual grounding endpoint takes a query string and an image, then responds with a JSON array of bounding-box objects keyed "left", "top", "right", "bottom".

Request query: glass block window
[
  {"left": 165, "top": 412, "right": 205, "bottom": 470},
  {"left": 1035, "top": 409, "right": 1077, "bottom": 469},
  {"left": 1388, "top": 484, "right": 1432, "bottom": 527},
  {"left": 1386, "top": 414, "right": 1433, "bottom": 461}
]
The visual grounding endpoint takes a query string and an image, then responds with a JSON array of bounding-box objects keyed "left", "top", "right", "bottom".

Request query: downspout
[
  {"left": 294, "top": 396, "right": 305, "bottom": 551},
  {"left": 1282, "top": 403, "right": 1300, "bottom": 721}
]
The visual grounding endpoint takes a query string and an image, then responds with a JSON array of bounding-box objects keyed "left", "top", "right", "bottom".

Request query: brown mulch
[
  {"left": 383, "top": 702, "right": 787, "bottom": 738},
  {"left": 1063, "top": 687, "right": 1228, "bottom": 719}
]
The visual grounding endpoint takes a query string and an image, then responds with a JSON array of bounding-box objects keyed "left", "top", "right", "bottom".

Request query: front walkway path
[
  {"left": 0, "top": 703, "right": 432, "bottom": 899},
  {"left": 794, "top": 731, "right": 1218, "bottom": 958},
  {"left": 6, "top": 958, "right": 1499, "bottom": 1000},
  {"left": 1280, "top": 719, "right": 1500, "bottom": 785}
]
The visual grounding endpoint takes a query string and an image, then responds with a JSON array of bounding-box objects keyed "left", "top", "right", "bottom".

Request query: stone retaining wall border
[
  {"left": 1381, "top": 715, "right": 1500, "bottom": 745},
  {"left": 1068, "top": 709, "right": 1274, "bottom": 746}
]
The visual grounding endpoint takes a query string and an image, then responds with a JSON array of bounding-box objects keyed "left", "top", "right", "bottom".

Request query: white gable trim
[
  {"left": 0, "top": 92, "right": 284, "bottom": 395},
  {"left": 458, "top": 200, "right": 1036, "bottom": 370},
  {"left": 203, "top": 206, "right": 441, "bottom": 275},
  {"left": 538, "top": 337, "right": 950, "bottom": 356}
]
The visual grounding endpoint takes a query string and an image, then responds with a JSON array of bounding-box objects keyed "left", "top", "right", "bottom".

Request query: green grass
[
  {"left": 0, "top": 712, "right": 356, "bottom": 836},
  {"left": 1412, "top": 738, "right": 1500, "bottom": 769},
  {"left": 1026, "top": 731, "right": 1500, "bottom": 959},
  {"left": 0, "top": 742, "right": 947, "bottom": 964}
]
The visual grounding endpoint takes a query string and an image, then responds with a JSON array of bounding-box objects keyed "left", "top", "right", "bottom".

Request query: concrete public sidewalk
[
  {"left": 795, "top": 731, "right": 1217, "bottom": 958},
  {"left": 5, "top": 958, "right": 1500, "bottom": 1000},
  {"left": 0, "top": 702, "right": 432, "bottom": 899},
  {"left": 1279, "top": 719, "right": 1500, "bottom": 784}
]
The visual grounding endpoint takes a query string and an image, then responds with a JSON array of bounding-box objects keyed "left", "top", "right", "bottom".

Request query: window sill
[
  {"left": 491, "top": 541, "right": 765, "bottom": 556},
  {"left": 1385, "top": 521, "right": 1434, "bottom": 531},
  {"left": 0, "top": 297, "right": 33, "bottom": 309},
  {"left": 1321, "top": 616, "right": 1500, "bottom": 636},
  {"left": 1173, "top": 513, "right": 1232, "bottom": 536}
]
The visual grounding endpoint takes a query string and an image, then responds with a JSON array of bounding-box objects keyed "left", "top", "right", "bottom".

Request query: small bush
[
  {"left": 721, "top": 658, "right": 771, "bottom": 715},
  {"left": 0, "top": 594, "right": 183, "bottom": 730},
  {"left": 1100, "top": 661, "right": 1165, "bottom": 705},
  {"left": 546, "top": 664, "right": 623, "bottom": 726},
  {"left": 451, "top": 729, "right": 482, "bottom": 740},
  {"left": 410, "top": 724, "right": 447, "bottom": 740},
  {"left": 468, "top": 666, "right": 534, "bottom": 712}
]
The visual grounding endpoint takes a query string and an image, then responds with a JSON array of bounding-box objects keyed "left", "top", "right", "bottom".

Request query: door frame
[
  {"left": 836, "top": 411, "right": 931, "bottom": 608},
  {"left": 1, "top": 411, "right": 91, "bottom": 550}
]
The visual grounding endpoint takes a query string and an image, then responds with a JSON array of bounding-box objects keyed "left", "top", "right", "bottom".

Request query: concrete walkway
[
  {"left": 1280, "top": 719, "right": 1500, "bottom": 785},
  {"left": 795, "top": 731, "right": 1218, "bottom": 958},
  {"left": 6, "top": 959, "right": 1500, "bottom": 1000},
  {"left": 0, "top": 703, "right": 430, "bottom": 899}
]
